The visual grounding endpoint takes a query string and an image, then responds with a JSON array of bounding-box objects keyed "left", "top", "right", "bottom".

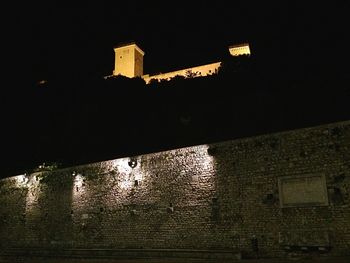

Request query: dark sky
[{"left": 5, "top": 1, "right": 349, "bottom": 84}]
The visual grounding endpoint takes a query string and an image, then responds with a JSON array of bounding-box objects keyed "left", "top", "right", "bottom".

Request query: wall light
[{"left": 128, "top": 159, "right": 137, "bottom": 168}]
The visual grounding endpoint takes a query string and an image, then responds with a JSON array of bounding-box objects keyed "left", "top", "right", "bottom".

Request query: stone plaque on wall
[
  {"left": 279, "top": 230, "right": 330, "bottom": 246},
  {"left": 278, "top": 174, "right": 328, "bottom": 207}
]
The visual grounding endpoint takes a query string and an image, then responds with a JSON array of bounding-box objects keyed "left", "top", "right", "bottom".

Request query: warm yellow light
[
  {"left": 142, "top": 62, "right": 221, "bottom": 84},
  {"left": 108, "top": 42, "right": 251, "bottom": 84},
  {"left": 113, "top": 43, "right": 145, "bottom": 78},
  {"left": 229, "top": 43, "right": 251, "bottom": 56}
]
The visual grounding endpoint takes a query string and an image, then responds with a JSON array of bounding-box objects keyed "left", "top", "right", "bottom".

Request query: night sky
[
  {"left": 2, "top": 2, "right": 350, "bottom": 177},
  {"left": 6, "top": 2, "right": 349, "bottom": 82}
]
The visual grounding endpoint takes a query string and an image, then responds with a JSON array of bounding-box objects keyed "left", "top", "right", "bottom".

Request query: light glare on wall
[
  {"left": 15, "top": 174, "right": 28, "bottom": 187},
  {"left": 113, "top": 159, "right": 133, "bottom": 174}
]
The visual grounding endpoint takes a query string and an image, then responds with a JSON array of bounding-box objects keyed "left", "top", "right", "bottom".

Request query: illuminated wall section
[
  {"left": 134, "top": 48, "right": 144, "bottom": 77},
  {"left": 142, "top": 62, "right": 221, "bottom": 84},
  {"left": 73, "top": 145, "right": 217, "bottom": 248},
  {"left": 229, "top": 43, "right": 251, "bottom": 56},
  {"left": 113, "top": 43, "right": 145, "bottom": 78}
]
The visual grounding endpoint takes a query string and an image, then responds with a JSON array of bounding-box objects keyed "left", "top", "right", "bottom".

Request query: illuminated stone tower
[{"left": 113, "top": 42, "right": 145, "bottom": 78}]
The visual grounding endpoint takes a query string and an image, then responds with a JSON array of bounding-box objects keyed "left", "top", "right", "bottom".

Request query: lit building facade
[{"left": 108, "top": 42, "right": 250, "bottom": 84}]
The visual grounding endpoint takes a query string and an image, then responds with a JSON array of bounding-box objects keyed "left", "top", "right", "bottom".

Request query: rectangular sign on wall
[{"left": 278, "top": 174, "right": 329, "bottom": 208}]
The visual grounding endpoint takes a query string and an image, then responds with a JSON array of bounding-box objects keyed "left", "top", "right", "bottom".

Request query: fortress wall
[
  {"left": 0, "top": 120, "right": 349, "bottom": 258},
  {"left": 142, "top": 62, "right": 221, "bottom": 84},
  {"left": 229, "top": 44, "right": 251, "bottom": 56}
]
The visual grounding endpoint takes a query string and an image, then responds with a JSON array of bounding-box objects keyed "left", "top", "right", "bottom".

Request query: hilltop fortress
[{"left": 105, "top": 42, "right": 250, "bottom": 84}]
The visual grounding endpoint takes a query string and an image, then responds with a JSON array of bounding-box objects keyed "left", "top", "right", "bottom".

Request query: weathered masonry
[{"left": 0, "top": 120, "right": 349, "bottom": 260}]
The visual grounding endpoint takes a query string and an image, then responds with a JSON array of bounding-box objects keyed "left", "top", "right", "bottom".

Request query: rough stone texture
[{"left": 0, "top": 120, "right": 349, "bottom": 259}]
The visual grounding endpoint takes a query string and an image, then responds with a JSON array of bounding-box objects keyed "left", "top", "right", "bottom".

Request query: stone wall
[
  {"left": 0, "top": 120, "right": 349, "bottom": 258},
  {"left": 142, "top": 62, "right": 221, "bottom": 84}
]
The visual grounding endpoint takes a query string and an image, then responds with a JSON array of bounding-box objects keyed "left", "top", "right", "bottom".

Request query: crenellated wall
[{"left": 0, "top": 120, "right": 349, "bottom": 259}]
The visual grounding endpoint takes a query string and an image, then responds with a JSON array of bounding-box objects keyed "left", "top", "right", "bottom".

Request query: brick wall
[{"left": 0, "top": 120, "right": 349, "bottom": 258}]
